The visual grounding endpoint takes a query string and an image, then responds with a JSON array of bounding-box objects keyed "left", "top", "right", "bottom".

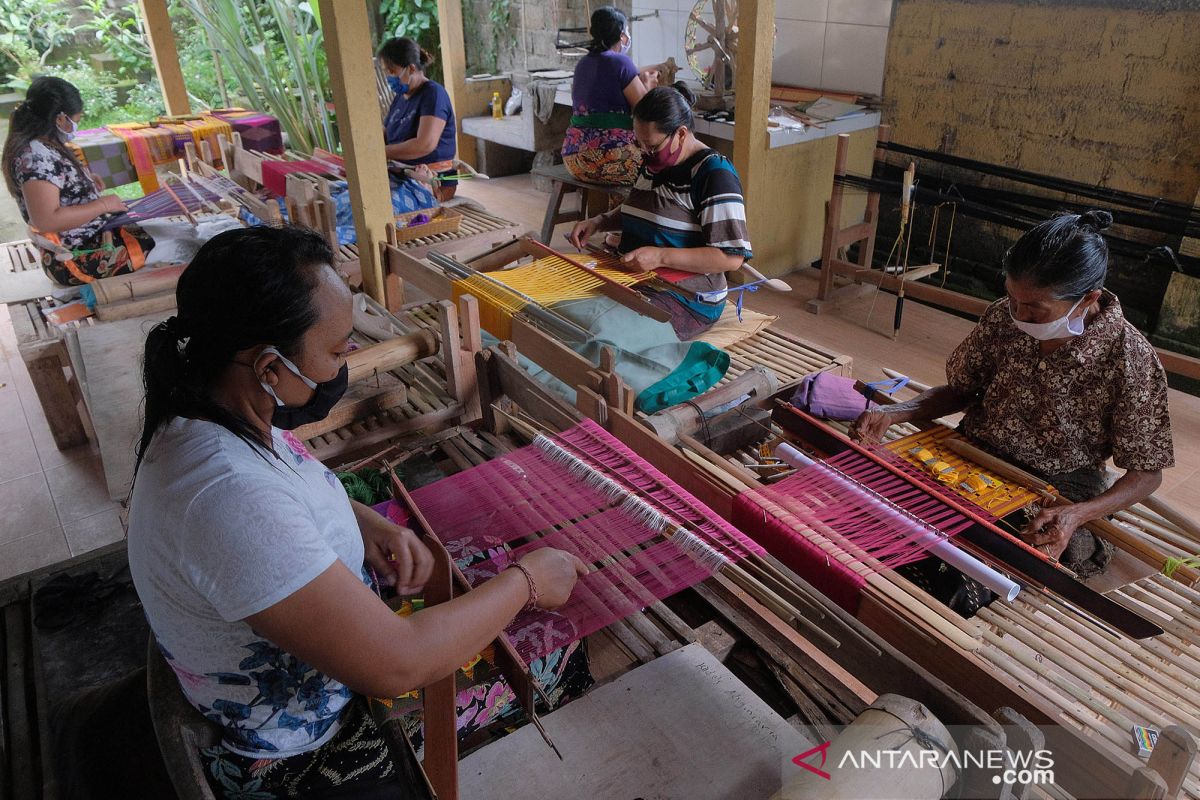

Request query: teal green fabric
[
  {"left": 480, "top": 296, "right": 729, "bottom": 410},
  {"left": 634, "top": 342, "right": 730, "bottom": 414}
]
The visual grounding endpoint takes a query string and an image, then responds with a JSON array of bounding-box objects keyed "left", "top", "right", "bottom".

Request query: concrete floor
[{"left": 1, "top": 172, "right": 1197, "bottom": 582}]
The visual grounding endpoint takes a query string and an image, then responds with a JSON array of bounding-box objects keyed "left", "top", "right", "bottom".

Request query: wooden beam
[
  {"left": 731, "top": 0, "right": 775, "bottom": 241},
  {"left": 437, "top": 0, "right": 476, "bottom": 168},
  {"left": 319, "top": 0, "right": 396, "bottom": 303},
  {"left": 137, "top": 0, "right": 190, "bottom": 115}
]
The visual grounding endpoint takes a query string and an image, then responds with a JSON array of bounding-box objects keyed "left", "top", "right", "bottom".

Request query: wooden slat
[
  {"left": 509, "top": 317, "right": 599, "bottom": 393},
  {"left": 4, "top": 603, "right": 35, "bottom": 799}
]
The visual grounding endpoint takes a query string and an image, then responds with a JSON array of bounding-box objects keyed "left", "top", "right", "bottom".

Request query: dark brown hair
[
  {"left": 377, "top": 37, "right": 435, "bottom": 70},
  {"left": 2, "top": 76, "right": 89, "bottom": 198}
]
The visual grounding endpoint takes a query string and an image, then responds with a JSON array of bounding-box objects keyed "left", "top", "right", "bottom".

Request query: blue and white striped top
[{"left": 618, "top": 148, "right": 752, "bottom": 313}]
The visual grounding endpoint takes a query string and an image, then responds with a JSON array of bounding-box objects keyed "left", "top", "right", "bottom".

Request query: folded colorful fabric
[
  {"left": 106, "top": 123, "right": 177, "bottom": 193},
  {"left": 70, "top": 130, "right": 137, "bottom": 189},
  {"left": 210, "top": 108, "right": 284, "bottom": 155}
]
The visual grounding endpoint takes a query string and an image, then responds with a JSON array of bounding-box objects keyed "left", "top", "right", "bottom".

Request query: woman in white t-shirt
[{"left": 126, "top": 225, "right": 585, "bottom": 799}]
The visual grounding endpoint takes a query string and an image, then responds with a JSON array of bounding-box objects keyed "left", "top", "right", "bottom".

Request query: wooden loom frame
[
  {"left": 382, "top": 241, "right": 1200, "bottom": 796},
  {"left": 807, "top": 129, "right": 1200, "bottom": 382},
  {"left": 292, "top": 291, "right": 1020, "bottom": 800},
  {"left": 382, "top": 237, "right": 849, "bottom": 419},
  {"left": 329, "top": 244, "right": 1200, "bottom": 797},
  {"left": 601, "top": 374, "right": 1200, "bottom": 799}
]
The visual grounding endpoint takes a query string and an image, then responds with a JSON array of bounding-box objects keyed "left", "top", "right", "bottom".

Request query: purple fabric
[
  {"left": 790, "top": 372, "right": 876, "bottom": 420},
  {"left": 571, "top": 51, "right": 640, "bottom": 115}
]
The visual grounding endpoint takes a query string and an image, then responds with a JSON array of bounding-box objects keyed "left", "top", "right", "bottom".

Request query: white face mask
[
  {"left": 1008, "top": 296, "right": 1087, "bottom": 341},
  {"left": 620, "top": 32, "right": 632, "bottom": 54},
  {"left": 57, "top": 115, "right": 78, "bottom": 142}
]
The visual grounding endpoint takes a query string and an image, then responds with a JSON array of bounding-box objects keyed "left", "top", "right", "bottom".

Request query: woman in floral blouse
[
  {"left": 1, "top": 76, "right": 154, "bottom": 285},
  {"left": 853, "top": 210, "right": 1173, "bottom": 575}
]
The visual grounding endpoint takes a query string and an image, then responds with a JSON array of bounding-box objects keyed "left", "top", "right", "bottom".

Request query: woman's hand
[
  {"left": 360, "top": 513, "right": 434, "bottom": 595},
  {"left": 849, "top": 409, "right": 895, "bottom": 444},
  {"left": 620, "top": 246, "right": 665, "bottom": 273},
  {"left": 409, "top": 164, "right": 436, "bottom": 184},
  {"left": 100, "top": 194, "right": 127, "bottom": 214},
  {"left": 640, "top": 67, "right": 661, "bottom": 90},
  {"left": 517, "top": 548, "right": 589, "bottom": 610},
  {"left": 1021, "top": 504, "right": 1086, "bottom": 561},
  {"left": 568, "top": 217, "right": 599, "bottom": 250}
]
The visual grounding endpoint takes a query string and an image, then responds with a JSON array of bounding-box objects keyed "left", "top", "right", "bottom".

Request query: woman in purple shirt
[{"left": 562, "top": 7, "right": 649, "bottom": 186}]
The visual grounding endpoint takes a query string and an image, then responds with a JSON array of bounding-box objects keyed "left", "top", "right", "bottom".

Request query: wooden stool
[
  {"left": 531, "top": 163, "right": 628, "bottom": 244},
  {"left": 10, "top": 300, "right": 92, "bottom": 450},
  {"left": 146, "top": 637, "right": 221, "bottom": 800}
]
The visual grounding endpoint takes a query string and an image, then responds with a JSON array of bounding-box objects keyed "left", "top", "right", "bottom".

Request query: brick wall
[
  {"left": 879, "top": 0, "right": 1200, "bottom": 325},
  {"left": 462, "top": 0, "right": 633, "bottom": 75}
]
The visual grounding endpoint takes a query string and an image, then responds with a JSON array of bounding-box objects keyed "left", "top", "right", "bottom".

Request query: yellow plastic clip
[
  {"left": 910, "top": 447, "right": 938, "bottom": 465},
  {"left": 959, "top": 473, "right": 998, "bottom": 494}
]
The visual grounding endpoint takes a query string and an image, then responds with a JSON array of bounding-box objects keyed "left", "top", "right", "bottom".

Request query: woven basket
[{"left": 393, "top": 207, "right": 462, "bottom": 244}]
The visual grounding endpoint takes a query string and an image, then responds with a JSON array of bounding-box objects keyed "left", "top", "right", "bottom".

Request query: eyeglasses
[{"left": 638, "top": 134, "right": 672, "bottom": 155}]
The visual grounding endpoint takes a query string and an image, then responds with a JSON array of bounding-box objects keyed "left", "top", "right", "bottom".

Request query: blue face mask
[{"left": 387, "top": 75, "right": 408, "bottom": 95}]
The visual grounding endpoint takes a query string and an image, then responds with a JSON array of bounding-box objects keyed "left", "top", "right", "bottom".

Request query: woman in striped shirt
[{"left": 568, "top": 83, "right": 753, "bottom": 339}]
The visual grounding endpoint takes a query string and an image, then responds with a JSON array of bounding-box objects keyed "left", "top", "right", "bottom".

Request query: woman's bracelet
[{"left": 507, "top": 561, "right": 539, "bottom": 611}]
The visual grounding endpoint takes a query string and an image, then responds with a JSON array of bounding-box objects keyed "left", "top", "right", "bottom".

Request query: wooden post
[
  {"left": 437, "top": 0, "right": 477, "bottom": 168},
  {"left": 319, "top": 0, "right": 396, "bottom": 303},
  {"left": 731, "top": 0, "right": 775, "bottom": 254},
  {"left": 137, "top": 0, "right": 190, "bottom": 115}
]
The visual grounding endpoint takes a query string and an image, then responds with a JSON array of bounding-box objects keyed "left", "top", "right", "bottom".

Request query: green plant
[
  {"left": 77, "top": 0, "right": 151, "bottom": 78},
  {"left": 179, "top": 0, "right": 336, "bottom": 152},
  {"left": 42, "top": 59, "right": 119, "bottom": 119},
  {"left": 0, "top": 0, "right": 73, "bottom": 76},
  {"left": 379, "top": 0, "right": 442, "bottom": 83}
]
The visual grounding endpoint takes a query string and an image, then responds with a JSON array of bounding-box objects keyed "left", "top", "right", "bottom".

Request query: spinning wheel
[{"left": 684, "top": 0, "right": 738, "bottom": 94}]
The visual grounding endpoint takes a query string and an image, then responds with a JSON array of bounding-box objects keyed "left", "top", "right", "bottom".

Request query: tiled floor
[
  {"left": 1, "top": 173, "right": 1197, "bottom": 582},
  {"left": 0, "top": 304, "right": 126, "bottom": 580}
]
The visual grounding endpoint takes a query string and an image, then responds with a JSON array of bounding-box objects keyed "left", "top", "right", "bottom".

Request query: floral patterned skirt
[
  {"left": 197, "top": 546, "right": 594, "bottom": 798},
  {"left": 562, "top": 126, "right": 641, "bottom": 187},
  {"left": 39, "top": 224, "right": 155, "bottom": 286},
  {"left": 200, "top": 700, "right": 401, "bottom": 800}
]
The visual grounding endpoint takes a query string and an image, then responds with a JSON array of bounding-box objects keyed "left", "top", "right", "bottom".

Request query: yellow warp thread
[{"left": 451, "top": 254, "right": 651, "bottom": 340}]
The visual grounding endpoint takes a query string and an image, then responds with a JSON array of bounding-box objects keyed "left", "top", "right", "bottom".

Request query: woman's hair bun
[
  {"left": 672, "top": 81, "right": 697, "bottom": 108},
  {"left": 1078, "top": 209, "right": 1113, "bottom": 231},
  {"left": 419, "top": 47, "right": 435, "bottom": 68}
]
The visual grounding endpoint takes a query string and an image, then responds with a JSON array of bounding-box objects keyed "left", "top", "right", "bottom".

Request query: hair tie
[{"left": 164, "top": 315, "right": 193, "bottom": 344}]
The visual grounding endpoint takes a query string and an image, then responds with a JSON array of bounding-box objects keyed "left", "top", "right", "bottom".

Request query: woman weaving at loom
[
  {"left": 2, "top": 76, "right": 155, "bottom": 285},
  {"left": 852, "top": 211, "right": 1174, "bottom": 576},
  {"left": 378, "top": 36, "right": 460, "bottom": 201},
  {"left": 561, "top": 6, "right": 649, "bottom": 186},
  {"left": 568, "top": 84, "right": 752, "bottom": 339},
  {"left": 127, "top": 226, "right": 587, "bottom": 799}
]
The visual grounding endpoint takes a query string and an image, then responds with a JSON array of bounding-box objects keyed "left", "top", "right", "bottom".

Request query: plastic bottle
[{"left": 492, "top": 91, "right": 503, "bottom": 120}]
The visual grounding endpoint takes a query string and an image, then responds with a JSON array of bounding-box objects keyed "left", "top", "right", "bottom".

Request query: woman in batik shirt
[{"left": 852, "top": 211, "right": 1173, "bottom": 575}]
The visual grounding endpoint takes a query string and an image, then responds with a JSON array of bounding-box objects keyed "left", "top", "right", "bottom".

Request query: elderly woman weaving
[{"left": 852, "top": 211, "right": 1173, "bottom": 575}]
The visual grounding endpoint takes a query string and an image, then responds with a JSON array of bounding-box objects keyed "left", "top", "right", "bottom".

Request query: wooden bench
[
  {"left": 530, "top": 163, "right": 629, "bottom": 245},
  {"left": 0, "top": 239, "right": 54, "bottom": 306},
  {"left": 9, "top": 299, "right": 92, "bottom": 450}
]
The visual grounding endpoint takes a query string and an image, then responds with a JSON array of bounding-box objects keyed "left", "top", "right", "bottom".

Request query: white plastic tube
[{"left": 774, "top": 443, "right": 1021, "bottom": 602}]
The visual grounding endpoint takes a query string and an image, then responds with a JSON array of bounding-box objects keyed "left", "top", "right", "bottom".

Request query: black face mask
[
  {"left": 271, "top": 362, "right": 348, "bottom": 430},
  {"left": 258, "top": 347, "right": 349, "bottom": 430}
]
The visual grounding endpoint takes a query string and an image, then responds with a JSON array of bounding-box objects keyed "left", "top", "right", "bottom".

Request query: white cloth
[
  {"left": 139, "top": 215, "right": 244, "bottom": 265},
  {"left": 127, "top": 418, "right": 367, "bottom": 757}
]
